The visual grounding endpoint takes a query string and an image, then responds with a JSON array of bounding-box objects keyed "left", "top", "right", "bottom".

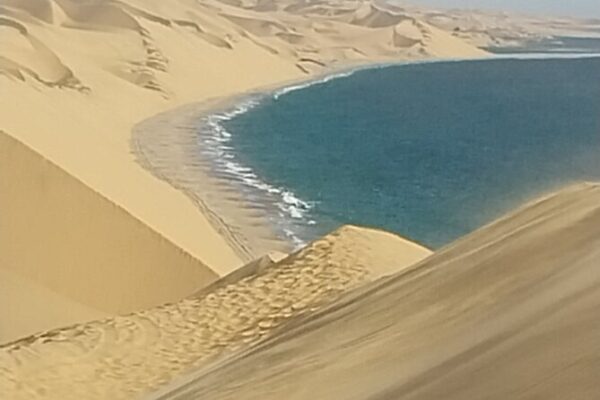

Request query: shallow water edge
[{"left": 132, "top": 52, "right": 600, "bottom": 256}]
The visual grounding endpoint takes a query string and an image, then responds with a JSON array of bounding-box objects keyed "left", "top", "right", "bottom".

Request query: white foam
[
  {"left": 197, "top": 96, "right": 316, "bottom": 248},
  {"left": 283, "top": 228, "right": 306, "bottom": 249}
]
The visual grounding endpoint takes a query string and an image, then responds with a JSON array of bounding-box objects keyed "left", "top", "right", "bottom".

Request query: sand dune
[
  {"left": 0, "top": 131, "right": 218, "bottom": 342},
  {"left": 149, "top": 183, "right": 600, "bottom": 400},
  {"left": 3, "top": 183, "right": 599, "bottom": 399},
  {"left": 351, "top": 2, "right": 409, "bottom": 28},
  {"left": 405, "top": 5, "right": 600, "bottom": 48},
  {"left": 0, "top": 268, "right": 108, "bottom": 343},
  {"left": 0, "top": 226, "right": 431, "bottom": 400},
  {"left": 0, "top": 16, "right": 85, "bottom": 89}
]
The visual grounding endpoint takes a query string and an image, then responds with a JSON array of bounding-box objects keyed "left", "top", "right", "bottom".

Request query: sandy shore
[
  {"left": 130, "top": 93, "right": 309, "bottom": 265},
  {"left": 129, "top": 64, "right": 430, "bottom": 264}
]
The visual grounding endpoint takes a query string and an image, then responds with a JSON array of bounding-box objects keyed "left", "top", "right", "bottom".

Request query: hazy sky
[{"left": 409, "top": 0, "right": 600, "bottom": 18}]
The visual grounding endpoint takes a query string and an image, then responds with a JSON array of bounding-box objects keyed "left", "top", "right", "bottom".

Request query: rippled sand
[{"left": 150, "top": 183, "right": 600, "bottom": 400}]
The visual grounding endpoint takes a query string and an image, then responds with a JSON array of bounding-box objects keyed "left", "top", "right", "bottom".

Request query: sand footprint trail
[
  {"left": 151, "top": 183, "right": 600, "bottom": 400},
  {"left": 0, "top": 227, "right": 430, "bottom": 400}
]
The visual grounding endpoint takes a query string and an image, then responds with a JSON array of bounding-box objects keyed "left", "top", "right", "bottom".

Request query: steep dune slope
[
  {"left": 151, "top": 183, "right": 600, "bottom": 400},
  {"left": 0, "top": 131, "right": 218, "bottom": 342},
  {"left": 0, "top": 226, "right": 430, "bottom": 400}
]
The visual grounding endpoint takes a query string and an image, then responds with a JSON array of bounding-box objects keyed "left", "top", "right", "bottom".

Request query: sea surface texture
[{"left": 204, "top": 57, "right": 600, "bottom": 248}]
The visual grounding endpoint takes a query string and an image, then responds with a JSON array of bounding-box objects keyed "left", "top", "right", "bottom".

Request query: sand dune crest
[
  {"left": 351, "top": 2, "right": 409, "bottom": 28},
  {"left": 0, "top": 226, "right": 430, "bottom": 400},
  {"left": 150, "top": 183, "right": 600, "bottom": 400}
]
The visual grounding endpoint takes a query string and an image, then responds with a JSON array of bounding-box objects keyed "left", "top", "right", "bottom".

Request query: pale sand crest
[
  {"left": 0, "top": 0, "right": 489, "bottom": 341},
  {"left": 0, "top": 226, "right": 431, "bottom": 400},
  {"left": 150, "top": 182, "right": 600, "bottom": 400}
]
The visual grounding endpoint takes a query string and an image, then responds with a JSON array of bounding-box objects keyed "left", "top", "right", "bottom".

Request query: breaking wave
[{"left": 197, "top": 95, "right": 318, "bottom": 249}]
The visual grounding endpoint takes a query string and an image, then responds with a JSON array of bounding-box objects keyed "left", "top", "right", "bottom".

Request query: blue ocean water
[{"left": 206, "top": 57, "right": 600, "bottom": 248}]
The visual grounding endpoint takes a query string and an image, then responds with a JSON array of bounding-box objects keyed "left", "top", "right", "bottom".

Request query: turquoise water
[{"left": 203, "top": 57, "right": 600, "bottom": 248}]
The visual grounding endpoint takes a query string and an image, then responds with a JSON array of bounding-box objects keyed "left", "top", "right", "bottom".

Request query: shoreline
[
  {"left": 130, "top": 57, "right": 475, "bottom": 260},
  {"left": 130, "top": 57, "right": 464, "bottom": 260},
  {"left": 132, "top": 52, "right": 600, "bottom": 261},
  {"left": 130, "top": 62, "right": 372, "bottom": 262}
]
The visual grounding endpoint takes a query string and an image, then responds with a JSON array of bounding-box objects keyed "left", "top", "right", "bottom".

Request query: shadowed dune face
[
  {"left": 0, "top": 226, "right": 430, "bottom": 400},
  {"left": 0, "top": 132, "right": 218, "bottom": 342},
  {"left": 0, "top": 16, "right": 86, "bottom": 89},
  {"left": 53, "top": 0, "right": 141, "bottom": 31},
  {"left": 149, "top": 183, "right": 600, "bottom": 400}
]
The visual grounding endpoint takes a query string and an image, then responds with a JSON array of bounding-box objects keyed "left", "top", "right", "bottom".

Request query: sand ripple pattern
[{"left": 0, "top": 226, "right": 429, "bottom": 400}]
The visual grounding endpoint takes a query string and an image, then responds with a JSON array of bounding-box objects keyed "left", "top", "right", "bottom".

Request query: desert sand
[
  {"left": 151, "top": 182, "right": 600, "bottom": 400},
  {"left": 0, "top": 0, "right": 492, "bottom": 342},
  {"left": 0, "top": 131, "right": 218, "bottom": 341},
  {"left": 2, "top": 0, "right": 599, "bottom": 398},
  {"left": 2, "top": 183, "right": 599, "bottom": 400},
  {"left": 0, "top": 226, "right": 431, "bottom": 399}
]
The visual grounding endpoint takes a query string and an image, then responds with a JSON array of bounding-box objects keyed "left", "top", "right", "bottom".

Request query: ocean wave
[
  {"left": 197, "top": 96, "right": 318, "bottom": 248},
  {"left": 197, "top": 65, "right": 398, "bottom": 246}
]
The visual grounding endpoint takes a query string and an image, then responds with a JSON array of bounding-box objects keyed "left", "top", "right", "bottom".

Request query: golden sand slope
[
  {"left": 148, "top": 183, "right": 600, "bottom": 400},
  {"left": 0, "top": 131, "right": 218, "bottom": 342},
  {"left": 0, "top": 226, "right": 431, "bottom": 400},
  {"left": 0, "top": 0, "right": 487, "bottom": 343}
]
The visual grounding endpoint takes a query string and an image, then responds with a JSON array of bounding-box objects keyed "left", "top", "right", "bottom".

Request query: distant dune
[
  {"left": 0, "top": 131, "right": 218, "bottom": 342},
  {"left": 403, "top": 3, "right": 600, "bottom": 48}
]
